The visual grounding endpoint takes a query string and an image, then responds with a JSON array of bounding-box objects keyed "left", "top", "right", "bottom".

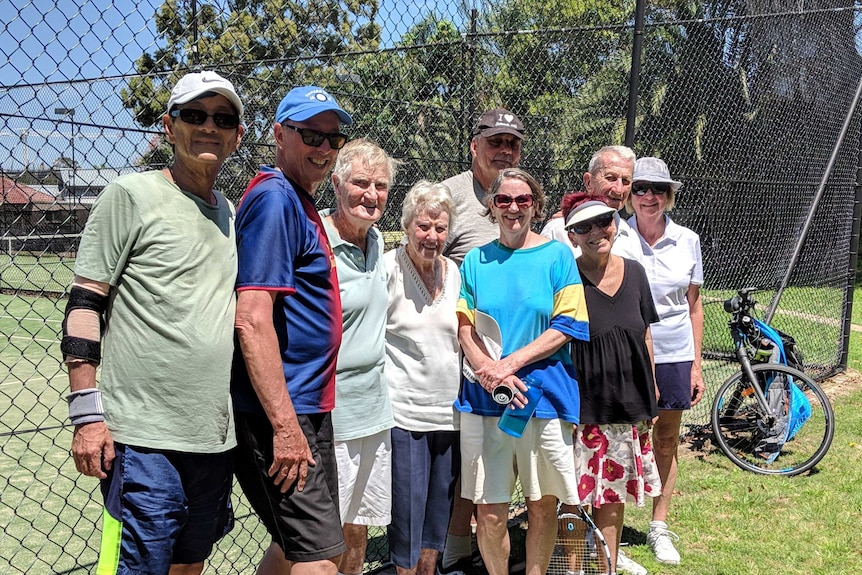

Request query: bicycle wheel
[{"left": 711, "top": 363, "right": 834, "bottom": 475}]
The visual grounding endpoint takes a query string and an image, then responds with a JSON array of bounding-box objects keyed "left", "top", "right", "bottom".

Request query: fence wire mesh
[{"left": 1, "top": 0, "right": 861, "bottom": 573}]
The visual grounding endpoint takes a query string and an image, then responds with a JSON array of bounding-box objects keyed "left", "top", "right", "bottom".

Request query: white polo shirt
[
  {"left": 628, "top": 214, "right": 703, "bottom": 364},
  {"left": 539, "top": 211, "right": 642, "bottom": 261}
]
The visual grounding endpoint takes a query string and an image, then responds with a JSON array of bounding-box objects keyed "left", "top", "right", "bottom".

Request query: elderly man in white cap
[
  {"left": 62, "top": 70, "right": 244, "bottom": 574},
  {"left": 232, "top": 85, "right": 353, "bottom": 575}
]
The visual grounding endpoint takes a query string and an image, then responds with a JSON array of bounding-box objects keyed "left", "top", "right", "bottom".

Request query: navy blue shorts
[
  {"left": 388, "top": 427, "right": 460, "bottom": 569},
  {"left": 233, "top": 411, "right": 346, "bottom": 562},
  {"left": 97, "top": 443, "right": 234, "bottom": 574},
  {"left": 655, "top": 361, "right": 694, "bottom": 410}
]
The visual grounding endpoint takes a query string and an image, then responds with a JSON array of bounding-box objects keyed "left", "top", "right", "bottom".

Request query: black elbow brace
[{"left": 61, "top": 286, "right": 109, "bottom": 363}]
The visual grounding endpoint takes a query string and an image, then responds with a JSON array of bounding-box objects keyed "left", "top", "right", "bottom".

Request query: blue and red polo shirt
[{"left": 231, "top": 166, "right": 342, "bottom": 415}]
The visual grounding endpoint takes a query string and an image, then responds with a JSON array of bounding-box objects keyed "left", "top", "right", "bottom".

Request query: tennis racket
[{"left": 552, "top": 506, "right": 613, "bottom": 575}]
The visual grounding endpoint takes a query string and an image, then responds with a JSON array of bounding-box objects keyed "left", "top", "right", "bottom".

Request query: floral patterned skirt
[{"left": 574, "top": 421, "right": 662, "bottom": 508}]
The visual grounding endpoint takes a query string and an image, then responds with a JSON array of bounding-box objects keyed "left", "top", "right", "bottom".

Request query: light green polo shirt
[
  {"left": 320, "top": 210, "right": 393, "bottom": 442},
  {"left": 75, "top": 171, "right": 237, "bottom": 453}
]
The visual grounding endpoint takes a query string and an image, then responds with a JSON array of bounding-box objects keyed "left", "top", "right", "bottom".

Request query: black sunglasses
[
  {"left": 170, "top": 108, "right": 240, "bottom": 130},
  {"left": 493, "top": 194, "right": 534, "bottom": 208},
  {"left": 631, "top": 183, "right": 670, "bottom": 196},
  {"left": 282, "top": 124, "right": 348, "bottom": 150},
  {"left": 569, "top": 213, "right": 614, "bottom": 235}
]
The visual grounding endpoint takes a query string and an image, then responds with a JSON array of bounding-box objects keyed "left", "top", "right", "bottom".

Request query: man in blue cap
[{"left": 231, "top": 86, "right": 353, "bottom": 575}]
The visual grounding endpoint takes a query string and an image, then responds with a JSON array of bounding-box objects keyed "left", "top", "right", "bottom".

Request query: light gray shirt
[{"left": 441, "top": 170, "right": 499, "bottom": 266}]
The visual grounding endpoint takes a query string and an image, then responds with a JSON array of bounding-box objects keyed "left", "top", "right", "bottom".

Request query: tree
[
  {"left": 467, "top": 0, "right": 634, "bottom": 194},
  {"left": 344, "top": 12, "right": 470, "bottom": 186},
  {"left": 121, "top": 0, "right": 383, "bottom": 188}
]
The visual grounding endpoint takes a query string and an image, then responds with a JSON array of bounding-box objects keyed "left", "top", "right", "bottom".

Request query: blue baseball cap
[{"left": 275, "top": 86, "right": 353, "bottom": 126}]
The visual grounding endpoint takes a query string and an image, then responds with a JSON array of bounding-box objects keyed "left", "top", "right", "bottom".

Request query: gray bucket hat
[{"left": 632, "top": 157, "right": 682, "bottom": 192}]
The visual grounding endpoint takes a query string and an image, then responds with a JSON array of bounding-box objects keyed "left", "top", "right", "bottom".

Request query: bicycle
[{"left": 710, "top": 288, "right": 835, "bottom": 475}]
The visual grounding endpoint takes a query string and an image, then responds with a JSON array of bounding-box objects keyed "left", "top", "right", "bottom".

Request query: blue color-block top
[
  {"left": 231, "top": 167, "right": 342, "bottom": 415},
  {"left": 455, "top": 239, "right": 589, "bottom": 424}
]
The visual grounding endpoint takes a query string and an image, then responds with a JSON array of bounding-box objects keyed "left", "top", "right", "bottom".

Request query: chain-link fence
[{"left": 1, "top": 0, "right": 861, "bottom": 573}]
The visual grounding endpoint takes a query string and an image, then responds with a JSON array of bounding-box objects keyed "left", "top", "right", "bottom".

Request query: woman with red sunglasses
[{"left": 455, "top": 168, "right": 588, "bottom": 575}]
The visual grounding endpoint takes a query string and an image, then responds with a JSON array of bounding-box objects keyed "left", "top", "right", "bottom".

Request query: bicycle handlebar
[{"left": 724, "top": 287, "right": 757, "bottom": 314}]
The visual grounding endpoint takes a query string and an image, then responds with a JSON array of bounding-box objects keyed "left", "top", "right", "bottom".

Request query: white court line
[
  {"left": 0, "top": 375, "right": 50, "bottom": 386},
  {"left": 5, "top": 334, "right": 59, "bottom": 345},
  {"left": 0, "top": 315, "right": 62, "bottom": 324}
]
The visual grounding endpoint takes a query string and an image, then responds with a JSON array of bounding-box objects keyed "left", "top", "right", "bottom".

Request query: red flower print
[
  {"left": 602, "top": 489, "right": 621, "bottom": 503},
  {"left": 639, "top": 432, "right": 651, "bottom": 455},
  {"left": 626, "top": 479, "right": 639, "bottom": 497},
  {"left": 603, "top": 459, "right": 625, "bottom": 481},
  {"left": 588, "top": 451, "right": 601, "bottom": 474},
  {"left": 582, "top": 425, "right": 606, "bottom": 450},
  {"left": 578, "top": 475, "right": 596, "bottom": 500}
]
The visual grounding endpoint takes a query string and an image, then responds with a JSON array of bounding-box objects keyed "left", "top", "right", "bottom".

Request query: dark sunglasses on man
[
  {"left": 568, "top": 213, "right": 614, "bottom": 235},
  {"left": 493, "top": 194, "right": 534, "bottom": 209},
  {"left": 631, "top": 183, "right": 670, "bottom": 196},
  {"left": 170, "top": 108, "right": 241, "bottom": 130},
  {"left": 282, "top": 124, "right": 349, "bottom": 150}
]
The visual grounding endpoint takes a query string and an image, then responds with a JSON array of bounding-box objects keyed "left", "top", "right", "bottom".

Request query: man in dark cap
[
  {"left": 441, "top": 108, "right": 525, "bottom": 266},
  {"left": 436, "top": 108, "right": 524, "bottom": 575}
]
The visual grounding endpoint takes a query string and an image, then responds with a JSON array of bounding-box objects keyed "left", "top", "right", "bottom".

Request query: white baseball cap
[{"left": 167, "top": 71, "right": 244, "bottom": 118}]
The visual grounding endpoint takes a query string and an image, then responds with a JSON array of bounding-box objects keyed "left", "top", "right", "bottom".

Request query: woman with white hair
[
  {"left": 321, "top": 138, "right": 401, "bottom": 575},
  {"left": 627, "top": 157, "right": 704, "bottom": 566},
  {"left": 385, "top": 181, "right": 462, "bottom": 575}
]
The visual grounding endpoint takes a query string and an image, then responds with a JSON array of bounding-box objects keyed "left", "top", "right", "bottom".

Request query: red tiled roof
[{"left": 0, "top": 177, "right": 56, "bottom": 204}]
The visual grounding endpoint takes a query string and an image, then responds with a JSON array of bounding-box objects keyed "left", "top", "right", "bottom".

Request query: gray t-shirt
[
  {"left": 440, "top": 170, "right": 499, "bottom": 266},
  {"left": 75, "top": 171, "right": 237, "bottom": 453}
]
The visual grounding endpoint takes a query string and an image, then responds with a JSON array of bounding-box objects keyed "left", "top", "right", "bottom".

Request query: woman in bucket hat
[{"left": 626, "top": 157, "right": 704, "bottom": 566}]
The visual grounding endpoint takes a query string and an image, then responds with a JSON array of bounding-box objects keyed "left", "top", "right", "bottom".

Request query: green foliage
[
  {"left": 121, "top": 0, "right": 383, "bottom": 135},
  {"left": 12, "top": 171, "right": 60, "bottom": 186},
  {"left": 346, "top": 12, "right": 468, "bottom": 182},
  {"left": 460, "top": 0, "right": 636, "bottom": 192}
]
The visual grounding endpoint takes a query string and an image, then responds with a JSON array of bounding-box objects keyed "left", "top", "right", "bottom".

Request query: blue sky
[
  {"left": 0, "top": 0, "right": 467, "bottom": 172},
  {"left": 0, "top": 0, "right": 156, "bottom": 171}
]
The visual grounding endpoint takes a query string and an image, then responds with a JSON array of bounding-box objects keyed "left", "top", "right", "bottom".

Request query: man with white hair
[{"left": 541, "top": 145, "right": 640, "bottom": 261}]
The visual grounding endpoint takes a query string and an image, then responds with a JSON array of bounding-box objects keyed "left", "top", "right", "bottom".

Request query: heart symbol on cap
[{"left": 504, "top": 114, "right": 513, "bottom": 123}]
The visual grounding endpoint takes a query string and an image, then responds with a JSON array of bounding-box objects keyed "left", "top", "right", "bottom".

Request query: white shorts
[
  {"left": 335, "top": 429, "right": 392, "bottom": 525},
  {"left": 459, "top": 413, "right": 579, "bottom": 505}
]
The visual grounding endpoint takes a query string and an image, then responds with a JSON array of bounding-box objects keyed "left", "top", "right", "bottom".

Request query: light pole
[{"left": 54, "top": 107, "right": 75, "bottom": 195}]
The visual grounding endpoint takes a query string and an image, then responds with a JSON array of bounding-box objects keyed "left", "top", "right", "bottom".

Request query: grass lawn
[
  {"left": 615, "top": 286, "right": 862, "bottom": 575},
  {"left": 0, "top": 253, "right": 74, "bottom": 294},
  {"left": 620, "top": 383, "right": 862, "bottom": 575}
]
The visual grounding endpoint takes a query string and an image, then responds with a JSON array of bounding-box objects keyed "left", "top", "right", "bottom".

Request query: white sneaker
[
  {"left": 616, "top": 549, "right": 647, "bottom": 575},
  {"left": 647, "top": 526, "right": 681, "bottom": 565}
]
